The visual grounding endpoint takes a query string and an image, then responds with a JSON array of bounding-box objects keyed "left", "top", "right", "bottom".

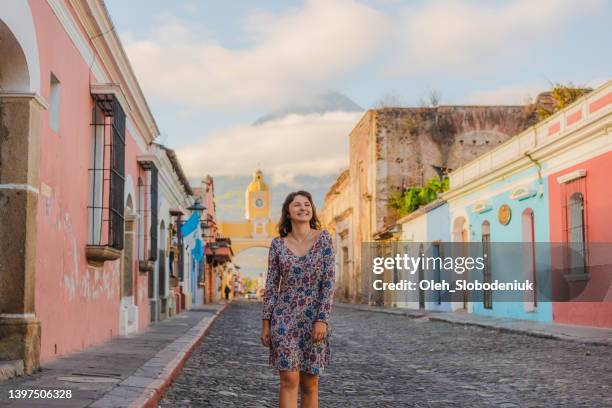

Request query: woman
[{"left": 260, "top": 190, "right": 335, "bottom": 408}]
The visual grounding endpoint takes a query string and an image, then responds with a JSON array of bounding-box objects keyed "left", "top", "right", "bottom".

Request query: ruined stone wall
[{"left": 375, "top": 106, "right": 537, "bottom": 231}]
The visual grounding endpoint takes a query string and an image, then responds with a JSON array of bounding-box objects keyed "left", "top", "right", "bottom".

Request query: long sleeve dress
[{"left": 262, "top": 229, "right": 335, "bottom": 375}]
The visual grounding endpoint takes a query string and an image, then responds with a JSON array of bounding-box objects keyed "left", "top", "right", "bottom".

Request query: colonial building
[
  {"left": 321, "top": 106, "right": 537, "bottom": 304},
  {"left": 443, "top": 80, "right": 612, "bottom": 327},
  {"left": 192, "top": 175, "right": 234, "bottom": 305},
  {"left": 0, "top": 1, "right": 195, "bottom": 375}
]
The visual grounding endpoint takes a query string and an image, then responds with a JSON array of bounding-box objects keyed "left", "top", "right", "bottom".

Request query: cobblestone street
[{"left": 159, "top": 300, "right": 612, "bottom": 407}]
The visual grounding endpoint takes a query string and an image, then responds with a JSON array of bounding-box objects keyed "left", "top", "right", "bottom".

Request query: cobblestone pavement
[{"left": 159, "top": 300, "right": 612, "bottom": 407}]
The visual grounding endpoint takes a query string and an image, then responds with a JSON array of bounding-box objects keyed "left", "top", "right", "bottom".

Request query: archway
[
  {"left": 233, "top": 245, "right": 271, "bottom": 297},
  {"left": 0, "top": 9, "right": 43, "bottom": 374}
]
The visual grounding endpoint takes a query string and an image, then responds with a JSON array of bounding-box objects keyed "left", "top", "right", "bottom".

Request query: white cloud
[
  {"left": 176, "top": 111, "right": 362, "bottom": 183},
  {"left": 123, "top": 0, "right": 387, "bottom": 110},
  {"left": 393, "top": 0, "right": 605, "bottom": 74}
]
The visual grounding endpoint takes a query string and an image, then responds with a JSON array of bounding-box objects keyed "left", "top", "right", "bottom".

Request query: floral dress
[{"left": 262, "top": 229, "right": 335, "bottom": 375}]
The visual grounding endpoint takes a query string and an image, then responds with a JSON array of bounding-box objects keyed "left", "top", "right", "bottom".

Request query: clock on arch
[{"left": 255, "top": 198, "right": 264, "bottom": 208}]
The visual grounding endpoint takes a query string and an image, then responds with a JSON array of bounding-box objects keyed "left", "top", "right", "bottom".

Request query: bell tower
[{"left": 246, "top": 169, "right": 271, "bottom": 237}]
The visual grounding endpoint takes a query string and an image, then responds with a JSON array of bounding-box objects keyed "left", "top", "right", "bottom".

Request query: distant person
[
  {"left": 260, "top": 191, "right": 335, "bottom": 408},
  {"left": 224, "top": 284, "right": 231, "bottom": 301}
]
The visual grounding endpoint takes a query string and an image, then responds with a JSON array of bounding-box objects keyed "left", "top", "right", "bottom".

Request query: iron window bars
[
  {"left": 139, "top": 161, "right": 159, "bottom": 262},
  {"left": 88, "top": 93, "right": 126, "bottom": 250}
]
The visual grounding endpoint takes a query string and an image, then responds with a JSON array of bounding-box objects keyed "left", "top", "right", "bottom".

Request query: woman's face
[{"left": 288, "top": 195, "right": 313, "bottom": 223}]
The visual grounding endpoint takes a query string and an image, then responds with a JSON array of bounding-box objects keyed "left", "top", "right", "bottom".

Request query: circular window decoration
[
  {"left": 498, "top": 204, "right": 511, "bottom": 225},
  {"left": 255, "top": 198, "right": 264, "bottom": 208}
]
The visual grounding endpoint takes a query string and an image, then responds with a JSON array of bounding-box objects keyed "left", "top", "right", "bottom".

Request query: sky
[
  {"left": 104, "top": 0, "right": 611, "bottom": 206},
  {"left": 103, "top": 0, "right": 610, "bottom": 278}
]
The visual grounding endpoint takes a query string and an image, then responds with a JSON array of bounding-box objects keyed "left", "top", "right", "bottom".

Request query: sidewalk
[
  {"left": 335, "top": 302, "right": 612, "bottom": 346},
  {"left": 0, "top": 302, "right": 229, "bottom": 407}
]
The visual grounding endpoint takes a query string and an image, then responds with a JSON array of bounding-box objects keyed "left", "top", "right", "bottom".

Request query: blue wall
[{"left": 464, "top": 167, "right": 552, "bottom": 322}]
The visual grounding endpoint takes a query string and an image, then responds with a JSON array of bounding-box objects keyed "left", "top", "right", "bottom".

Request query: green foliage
[
  {"left": 538, "top": 82, "right": 590, "bottom": 120},
  {"left": 388, "top": 177, "right": 450, "bottom": 217}
]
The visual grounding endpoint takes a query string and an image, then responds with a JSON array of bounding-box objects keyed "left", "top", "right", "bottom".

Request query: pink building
[
  {"left": 547, "top": 84, "right": 612, "bottom": 328},
  {"left": 0, "top": 1, "right": 192, "bottom": 374}
]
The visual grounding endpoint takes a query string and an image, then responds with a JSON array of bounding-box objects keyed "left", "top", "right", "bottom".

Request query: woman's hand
[
  {"left": 261, "top": 320, "right": 271, "bottom": 347},
  {"left": 312, "top": 321, "right": 327, "bottom": 343}
]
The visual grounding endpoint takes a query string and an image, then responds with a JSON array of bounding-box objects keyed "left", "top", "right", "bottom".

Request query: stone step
[{"left": 0, "top": 360, "right": 24, "bottom": 381}]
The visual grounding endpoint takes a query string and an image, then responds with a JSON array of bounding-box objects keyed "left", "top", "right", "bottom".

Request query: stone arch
[
  {"left": 0, "top": 3, "right": 40, "bottom": 93},
  {"left": 0, "top": 3, "right": 43, "bottom": 374},
  {"left": 231, "top": 240, "right": 272, "bottom": 256}
]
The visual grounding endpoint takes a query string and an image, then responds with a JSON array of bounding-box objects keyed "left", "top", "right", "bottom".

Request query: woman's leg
[
  {"left": 279, "top": 370, "right": 300, "bottom": 408},
  {"left": 299, "top": 371, "right": 319, "bottom": 408}
]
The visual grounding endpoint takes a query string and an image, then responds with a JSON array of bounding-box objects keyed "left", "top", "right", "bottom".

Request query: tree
[{"left": 388, "top": 176, "right": 450, "bottom": 217}]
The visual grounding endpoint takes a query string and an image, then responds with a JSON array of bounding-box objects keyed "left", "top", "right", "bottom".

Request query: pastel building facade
[
  {"left": 0, "top": 1, "right": 196, "bottom": 374},
  {"left": 396, "top": 201, "right": 453, "bottom": 312},
  {"left": 444, "top": 80, "right": 612, "bottom": 327}
]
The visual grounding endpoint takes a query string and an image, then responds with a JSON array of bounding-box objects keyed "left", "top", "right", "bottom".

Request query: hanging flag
[
  {"left": 180, "top": 212, "right": 199, "bottom": 236},
  {"left": 192, "top": 238, "right": 204, "bottom": 262}
]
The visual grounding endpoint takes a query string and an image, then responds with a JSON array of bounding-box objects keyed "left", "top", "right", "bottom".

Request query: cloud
[
  {"left": 123, "top": 0, "right": 387, "bottom": 110},
  {"left": 176, "top": 111, "right": 362, "bottom": 184},
  {"left": 393, "top": 0, "right": 605, "bottom": 74}
]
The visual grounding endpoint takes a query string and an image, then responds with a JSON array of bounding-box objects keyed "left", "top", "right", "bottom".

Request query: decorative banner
[
  {"left": 192, "top": 238, "right": 204, "bottom": 263},
  {"left": 180, "top": 212, "right": 200, "bottom": 236}
]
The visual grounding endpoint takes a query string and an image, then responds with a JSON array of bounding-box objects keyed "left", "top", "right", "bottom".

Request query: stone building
[{"left": 321, "top": 105, "right": 537, "bottom": 304}]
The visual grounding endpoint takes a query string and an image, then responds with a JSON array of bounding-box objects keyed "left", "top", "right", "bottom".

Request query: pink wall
[
  {"left": 548, "top": 150, "right": 612, "bottom": 328},
  {"left": 29, "top": 1, "right": 149, "bottom": 362}
]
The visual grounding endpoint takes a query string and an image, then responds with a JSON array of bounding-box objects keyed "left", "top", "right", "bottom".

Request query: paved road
[{"left": 159, "top": 300, "right": 612, "bottom": 407}]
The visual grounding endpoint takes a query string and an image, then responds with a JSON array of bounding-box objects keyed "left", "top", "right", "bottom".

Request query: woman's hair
[{"left": 277, "top": 190, "right": 321, "bottom": 237}]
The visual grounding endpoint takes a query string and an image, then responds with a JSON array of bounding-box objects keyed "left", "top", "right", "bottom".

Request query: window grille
[
  {"left": 561, "top": 178, "right": 588, "bottom": 275},
  {"left": 88, "top": 94, "right": 125, "bottom": 249},
  {"left": 482, "top": 221, "right": 492, "bottom": 309},
  {"left": 138, "top": 162, "right": 159, "bottom": 262}
]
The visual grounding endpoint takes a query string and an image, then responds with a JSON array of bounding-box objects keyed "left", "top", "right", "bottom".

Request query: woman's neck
[{"left": 290, "top": 221, "right": 311, "bottom": 237}]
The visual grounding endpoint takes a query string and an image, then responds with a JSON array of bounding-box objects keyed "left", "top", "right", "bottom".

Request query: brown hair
[{"left": 277, "top": 190, "right": 321, "bottom": 237}]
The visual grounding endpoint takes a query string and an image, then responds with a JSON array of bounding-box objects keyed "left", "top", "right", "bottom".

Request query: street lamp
[{"left": 187, "top": 199, "right": 207, "bottom": 215}]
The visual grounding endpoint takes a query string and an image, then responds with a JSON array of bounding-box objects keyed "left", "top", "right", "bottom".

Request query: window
[
  {"left": 87, "top": 93, "right": 125, "bottom": 250},
  {"left": 49, "top": 73, "right": 60, "bottom": 132},
  {"left": 138, "top": 162, "right": 159, "bottom": 263},
  {"left": 522, "top": 209, "right": 537, "bottom": 309},
  {"left": 567, "top": 192, "right": 587, "bottom": 275},
  {"left": 482, "top": 220, "right": 492, "bottom": 309},
  {"left": 138, "top": 176, "right": 145, "bottom": 260},
  {"left": 560, "top": 174, "right": 588, "bottom": 278}
]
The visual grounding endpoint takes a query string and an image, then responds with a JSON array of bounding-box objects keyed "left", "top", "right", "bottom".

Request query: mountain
[{"left": 253, "top": 90, "right": 363, "bottom": 125}]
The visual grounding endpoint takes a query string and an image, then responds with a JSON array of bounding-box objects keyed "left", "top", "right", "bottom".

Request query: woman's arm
[
  {"left": 314, "top": 231, "right": 335, "bottom": 324},
  {"left": 262, "top": 239, "right": 281, "bottom": 321}
]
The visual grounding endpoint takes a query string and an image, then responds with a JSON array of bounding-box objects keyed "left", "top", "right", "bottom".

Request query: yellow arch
[
  {"left": 231, "top": 239, "right": 273, "bottom": 256},
  {"left": 219, "top": 219, "right": 278, "bottom": 256}
]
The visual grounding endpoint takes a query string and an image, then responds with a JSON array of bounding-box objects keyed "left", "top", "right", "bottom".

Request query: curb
[
  {"left": 337, "top": 302, "right": 612, "bottom": 346},
  {"left": 130, "top": 301, "right": 231, "bottom": 408},
  {"left": 428, "top": 315, "right": 612, "bottom": 347}
]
